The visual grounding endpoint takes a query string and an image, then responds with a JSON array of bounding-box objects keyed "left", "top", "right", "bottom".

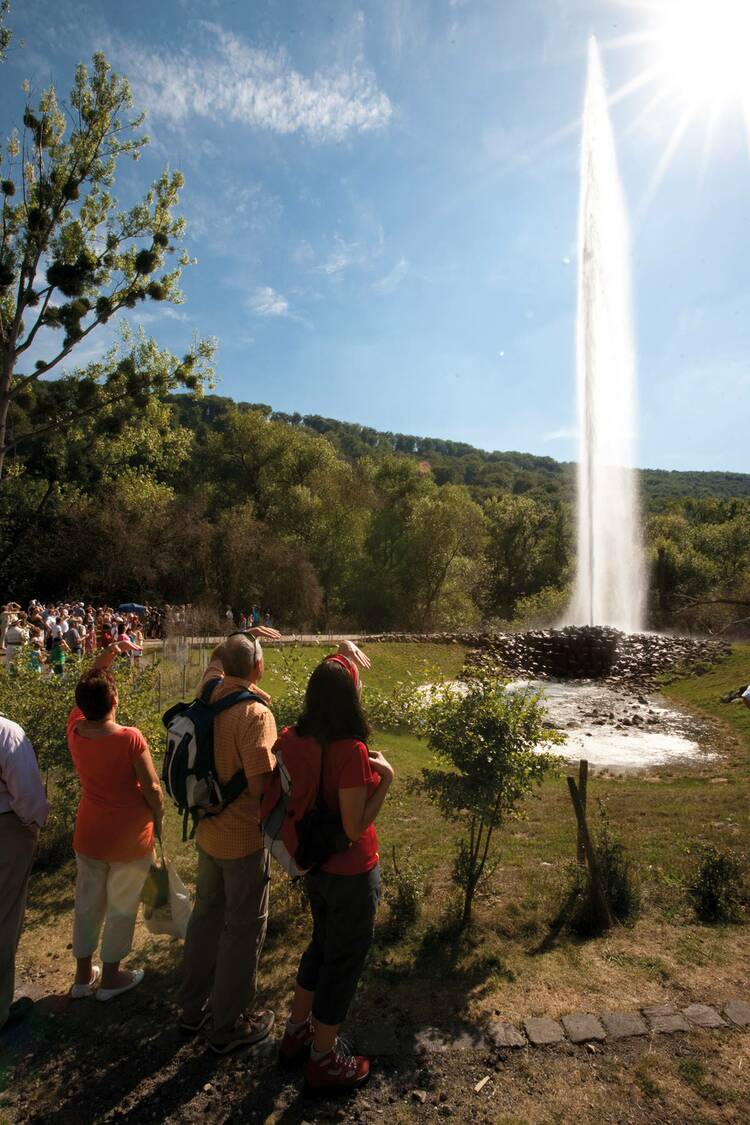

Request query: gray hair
[{"left": 221, "top": 634, "right": 262, "bottom": 678}]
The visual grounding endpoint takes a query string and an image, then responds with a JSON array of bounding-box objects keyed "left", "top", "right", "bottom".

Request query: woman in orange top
[{"left": 67, "top": 642, "right": 164, "bottom": 1003}]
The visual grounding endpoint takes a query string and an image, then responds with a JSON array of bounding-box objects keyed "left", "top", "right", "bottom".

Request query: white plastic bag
[{"left": 144, "top": 861, "right": 192, "bottom": 939}]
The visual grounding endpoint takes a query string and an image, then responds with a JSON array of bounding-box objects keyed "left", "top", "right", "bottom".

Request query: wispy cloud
[
  {"left": 372, "top": 257, "right": 409, "bottom": 294},
  {"left": 315, "top": 236, "right": 367, "bottom": 277},
  {"left": 246, "top": 286, "right": 312, "bottom": 328},
  {"left": 248, "top": 286, "right": 290, "bottom": 317},
  {"left": 119, "top": 23, "right": 392, "bottom": 142}
]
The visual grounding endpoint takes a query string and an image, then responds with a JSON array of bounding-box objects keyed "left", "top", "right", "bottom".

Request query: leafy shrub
[
  {"left": 687, "top": 844, "right": 746, "bottom": 924},
  {"left": 389, "top": 846, "right": 427, "bottom": 933},
  {"left": 363, "top": 673, "right": 430, "bottom": 735},
  {"left": 419, "top": 675, "right": 561, "bottom": 927},
  {"left": 570, "top": 801, "right": 641, "bottom": 936},
  {"left": 271, "top": 646, "right": 309, "bottom": 731}
]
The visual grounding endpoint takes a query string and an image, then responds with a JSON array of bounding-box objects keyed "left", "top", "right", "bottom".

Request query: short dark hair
[
  {"left": 75, "top": 669, "right": 117, "bottom": 721},
  {"left": 295, "top": 660, "right": 370, "bottom": 745}
]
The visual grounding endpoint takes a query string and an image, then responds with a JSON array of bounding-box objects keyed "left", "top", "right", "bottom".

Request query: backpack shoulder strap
[
  {"left": 201, "top": 690, "right": 269, "bottom": 812},
  {"left": 163, "top": 677, "right": 223, "bottom": 727},
  {"left": 200, "top": 677, "right": 223, "bottom": 704},
  {"left": 210, "top": 689, "right": 268, "bottom": 717}
]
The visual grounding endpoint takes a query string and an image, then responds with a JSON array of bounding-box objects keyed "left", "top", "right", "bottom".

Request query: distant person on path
[
  {"left": 49, "top": 633, "right": 70, "bottom": 677},
  {"left": 65, "top": 619, "right": 82, "bottom": 657},
  {"left": 276, "top": 641, "right": 394, "bottom": 1095},
  {"left": 0, "top": 716, "right": 49, "bottom": 1033},
  {"left": 251, "top": 605, "right": 261, "bottom": 628},
  {"left": 67, "top": 641, "right": 164, "bottom": 1002},
  {"left": 178, "top": 625, "right": 281, "bottom": 1054},
  {"left": 225, "top": 607, "right": 234, "bottom": 632}
]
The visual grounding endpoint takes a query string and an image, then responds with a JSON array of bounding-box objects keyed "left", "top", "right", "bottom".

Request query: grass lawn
[{"left": 5, "top": 641, "right": 750, "bottom": 1123}]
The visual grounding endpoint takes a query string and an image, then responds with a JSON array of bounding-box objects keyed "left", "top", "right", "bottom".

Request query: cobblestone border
[{"left": 355, "top": 999, "right": 750, "bottom": 1056}]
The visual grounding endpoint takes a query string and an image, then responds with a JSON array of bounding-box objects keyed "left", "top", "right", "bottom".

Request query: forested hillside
[
  {"left": 3, "top": 385, "right": 749, "bottom": 636},
  {"left": 170, "top": 395, "right": 750, "bottom": 507}
]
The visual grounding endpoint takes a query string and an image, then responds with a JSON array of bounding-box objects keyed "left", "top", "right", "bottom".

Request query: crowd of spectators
[{"left": 0, "top": 600, "right": 166, "bottom": 671}]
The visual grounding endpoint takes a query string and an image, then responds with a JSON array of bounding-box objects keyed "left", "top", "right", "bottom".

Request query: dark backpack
[{"left": 162, "top": 678, "right": 268, "bottom": 840}]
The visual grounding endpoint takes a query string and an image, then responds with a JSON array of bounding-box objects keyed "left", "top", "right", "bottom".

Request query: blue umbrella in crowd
[{"left": 118, "top": 603, "right": 147, "bottom": 616}]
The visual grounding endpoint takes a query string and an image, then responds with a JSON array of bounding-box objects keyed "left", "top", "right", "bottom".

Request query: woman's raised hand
[{"left": 337, "top": 640, "right": 371, "bottom": 670}]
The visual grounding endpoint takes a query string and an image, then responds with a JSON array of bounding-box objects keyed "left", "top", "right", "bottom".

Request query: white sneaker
[
  {"left": 95, "top": 969, "right": 144, "bottom": 1003},
  {"left": 70, "top": 966, "right": 101, "bottom": 999}
]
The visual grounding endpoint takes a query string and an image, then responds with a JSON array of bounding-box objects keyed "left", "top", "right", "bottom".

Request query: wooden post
[
  {"left": 576, "top": 759, "right": 589, "bottom": 865},
  {"left": 567, "top": 775, "right": 614, "bottom": 930}
]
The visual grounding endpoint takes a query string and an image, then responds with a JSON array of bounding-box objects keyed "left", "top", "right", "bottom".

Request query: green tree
[
  {"left": 648, "top": 499, "right": 750, "bottom": 632},
  {"left": 483, "top": 494, "right": 570, "bottom": 621},
  {"left": 351, "top": 456, "right": 434, "bottom": 628},
  {"left": 0, "top": 328, "right": 206, "bottom": 582},
  {"left": 210, "top": 502, "right": 323, "bottom": 626},
  {"left": 401, "top": 485, "right": 485, "bottom": 629},
  {"left": 0, "top": 52, "right": 211, "bottom": 478},
  {"left": 420, "top": 676, "right": 561, "bottom": 927}
]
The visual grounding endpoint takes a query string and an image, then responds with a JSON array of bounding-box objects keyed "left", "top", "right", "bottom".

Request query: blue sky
[{"left": 3, "top": 0, "right": 749, "bottom": 471}]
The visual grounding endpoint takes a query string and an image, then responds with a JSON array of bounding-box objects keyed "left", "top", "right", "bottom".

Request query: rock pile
[{"left": 462, "top": 626, "right": 731, "bottom": 687}]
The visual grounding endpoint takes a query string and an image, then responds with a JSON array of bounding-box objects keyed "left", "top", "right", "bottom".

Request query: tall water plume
[{"left": 567, "top": 37, "right": 646, "bottom": 632}]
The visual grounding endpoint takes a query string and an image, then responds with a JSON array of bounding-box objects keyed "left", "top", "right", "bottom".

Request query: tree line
[{"left": 3, "top": 383, "right": 750, "bottom": 636}]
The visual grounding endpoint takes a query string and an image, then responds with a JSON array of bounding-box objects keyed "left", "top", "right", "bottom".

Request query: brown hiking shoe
[{"left": 208, "top": 1009, "right": 275, "bottom": 1055}]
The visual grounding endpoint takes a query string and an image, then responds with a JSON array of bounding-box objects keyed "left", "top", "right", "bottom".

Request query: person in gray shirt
[{"left": 0, "top": 717, "right": 49, "bottom": 1032}]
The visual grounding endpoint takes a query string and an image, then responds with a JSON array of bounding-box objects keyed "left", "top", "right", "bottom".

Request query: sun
[
  {"left": 654, "top": 0, "right": 750, "bottom": 110},
  {"left": 595, "top": 0, "right": 750, "bottom": 206}
]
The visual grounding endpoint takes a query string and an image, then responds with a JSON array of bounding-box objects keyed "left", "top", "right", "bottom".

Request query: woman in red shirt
[
  {"left": 67, "top": 642, "right": 164, "bottom": 1002},
  {"left": 277, "top": 645, "right": 394, "bottom": 1094}
]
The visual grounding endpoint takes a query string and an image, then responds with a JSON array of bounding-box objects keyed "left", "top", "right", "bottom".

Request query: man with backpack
[{"left": 177, "top": 628, "right": 280, "bottom": 1054}]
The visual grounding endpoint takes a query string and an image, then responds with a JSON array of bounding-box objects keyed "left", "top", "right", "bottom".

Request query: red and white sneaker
[
  {"left": 278, "top": 1016, "right": 315, "bottom": 1069},
  {"left": 303, "top": 1039, "right": 370, "bottom": 1094}
]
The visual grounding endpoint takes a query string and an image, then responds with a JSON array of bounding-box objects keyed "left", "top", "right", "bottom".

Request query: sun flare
[
  {"left": 654, "top": 0, "right": 750, "bottom": 110},
  {"left": 596, "top": 0, "right": 750, "bottom": 205}
]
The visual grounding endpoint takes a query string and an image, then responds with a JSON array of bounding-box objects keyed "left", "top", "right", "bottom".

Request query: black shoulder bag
[{"left": 294, "top": 740, "right": 352, "bottom": 873}]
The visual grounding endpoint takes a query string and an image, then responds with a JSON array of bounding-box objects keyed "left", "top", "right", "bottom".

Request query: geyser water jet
[{"left": 567, "top": 37, "right": 646, "bottom": 632}]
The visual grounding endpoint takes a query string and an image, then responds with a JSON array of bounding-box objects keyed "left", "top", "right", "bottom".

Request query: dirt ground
[
  {"left": 4, "top": 887, "right": 750, "bottom": 1125},
  {"left": 2, "top": 974, "right": 749, "bottom": 1125}
]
